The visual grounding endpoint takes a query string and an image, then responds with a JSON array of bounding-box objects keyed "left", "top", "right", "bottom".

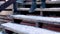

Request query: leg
[
  {"left": 29, "top": 0, "right": 37, "bottom": 13},
  {"left": 41, "top": 0, "right": 46, "bottom": 8},
  {"left": 13, "top": 1, "right": 18, "bottom": 14}
]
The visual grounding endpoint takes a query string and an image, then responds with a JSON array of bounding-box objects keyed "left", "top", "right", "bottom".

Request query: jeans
[
  {"left": 29, "top": 0, "right": 46, "bottom": 13},
  {"left": 13, "top": 0, "right": 25, "bottom": 13},
  {"left": 13, "top": 1, "right": 17, "bottom": 12}
]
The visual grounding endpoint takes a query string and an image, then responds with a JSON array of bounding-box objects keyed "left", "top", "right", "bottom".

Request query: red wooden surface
[
  {"left": 20, "top": 20, "right": 36, "bottom": 26},
  {"left": 42, "top": 24, "right": 60, "bottom": 32}
]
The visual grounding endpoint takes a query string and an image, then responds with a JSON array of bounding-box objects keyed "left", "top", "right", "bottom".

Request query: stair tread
[
  {"left": 17, "top": 8, "right": 60, "bottom": 11},
  {"left": 24, "top": 1, "right": 60, "bottom": 5},
  {"left": 11, "top": 15, "right": 60, "bottom": 25},
  {"left": 1, "top": 23, "right": 60, "bottom": 34}
]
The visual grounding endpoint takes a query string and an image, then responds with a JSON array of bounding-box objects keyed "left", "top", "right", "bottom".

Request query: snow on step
[{"left": 1, "top": 23, "right": 60, "bottom": 34}]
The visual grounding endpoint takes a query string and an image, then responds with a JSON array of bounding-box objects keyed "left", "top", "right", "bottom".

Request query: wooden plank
[
  {"left": 0, "top": 16, "right": 7, "bottom": 18},
  {"left": 46, "top": 1, "right": 60, "bottom": 4},
  {"left": 1, "top": 23, "right": 60, "bottom": 34},
  {"left": 11, "top": 15, "right": 60, "bottom": 25},
  {"left": 0, "top": 19, "right": 11, "bottom": 23},
  {"left": 0, "top": 11, "right": 13, "bottom": 15},
  {"left": 17, "top": 8, "right": 60, "bottom": 11},
  {"left": 24, "top": 2, "right": 41, "bottom": 5},
  {"left": 24, "top": 1, "right": 60, "bottom": 5}
]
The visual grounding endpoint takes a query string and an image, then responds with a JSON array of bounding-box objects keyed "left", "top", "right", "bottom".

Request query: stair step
[
  {"left": 24, "top": 2, "right": 41, "bottom": 5},
  {"left": 17, "top": 8, "right": 60, "bottom": 11},
  {"left": 0, "top": 15, "right": 12, "bottom": 23},
  {"left": 46, "top": 1, "right": 60, "bottom": 4},
  {"left": 11, "top": 15, "right": 60, "bottom": 25},
  {"left": 0, "top": 19, "right": 11, "bottom": 23},
  {"left": 1, "top": 23, "right": 60, "bottom": 34},
  {"left": 24, "top": 1, "right": 60, "bottom": 5}
]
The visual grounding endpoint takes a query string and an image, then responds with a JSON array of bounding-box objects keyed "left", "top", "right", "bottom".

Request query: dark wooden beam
[{"left": 0, "top": 0, "right": 15, "bottom": 11}]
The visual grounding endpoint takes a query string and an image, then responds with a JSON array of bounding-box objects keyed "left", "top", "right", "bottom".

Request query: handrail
[{"left": 0, "top": 0, "right": 15, "bottom": 11}]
